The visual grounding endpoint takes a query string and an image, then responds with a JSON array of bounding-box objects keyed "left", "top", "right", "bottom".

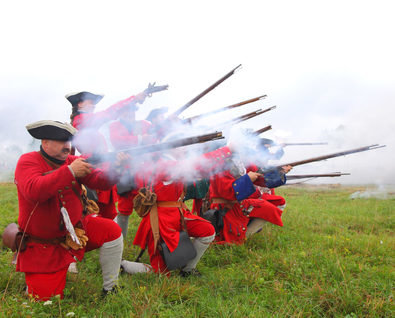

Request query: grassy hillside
[{"left": 0, "top": 183, "right": 393, "bottom": 317}]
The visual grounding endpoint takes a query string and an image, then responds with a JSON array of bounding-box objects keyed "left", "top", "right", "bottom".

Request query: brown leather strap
[
  {"left": 144, "top": 187, "right": 189, "bottom": 253},
  {"left": 150, "top": 203, "right": 160, "bottom": 253},
  {"left": 151, "top": 201, "right": 185, "bottom": 252},
  {"left": 178, "top": 188, "right": 188, "bottom": 232},
  {"left": 27, "top": 234, "right": 66, "bottom": 245},
  {"left": 211, "top": 198, "right": 237, "bottom": 209},
  {"left": 157, "top": 201, "right": 183, "bottom": 207}
]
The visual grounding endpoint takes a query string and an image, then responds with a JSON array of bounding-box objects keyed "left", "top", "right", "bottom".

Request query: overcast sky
[{"left": 0, "top": 0, "right": 394, "bottom": 184}]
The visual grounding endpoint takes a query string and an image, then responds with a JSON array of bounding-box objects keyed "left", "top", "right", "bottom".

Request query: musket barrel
[
  {"left": 87, "top": 131, "right": 224, "bottom": 164},
  {"left": 172, "top": 64, "right": 242, "bottom": 116},
  {"left": 283, "top": 142, "right": 328, "bottom": 146},
  {"left": 254, "top": 125, "right": 272, "bottom": 135},
  {"left": 233, "top": 106, "right": 275, "bottom": 124},
  {"left": 185, "top": 94, "right": 267, "bottom": 122},
  {"left": 287, "top": 173, "right": 350, "bottom": 180},
  {"left": 277, "top": 144, "right": 383, "bottom": 168}
]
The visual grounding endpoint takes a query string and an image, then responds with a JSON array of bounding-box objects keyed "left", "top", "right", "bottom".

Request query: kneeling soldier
[{"left": 14, "top": 120, "right": 126, "bottom": 300}]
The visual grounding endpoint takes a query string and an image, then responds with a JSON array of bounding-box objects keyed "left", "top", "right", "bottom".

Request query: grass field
[{"left": 0, "top": 183, "right": 393, "bottom": 317}]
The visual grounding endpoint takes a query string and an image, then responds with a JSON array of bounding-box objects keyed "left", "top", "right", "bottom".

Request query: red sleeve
[
  {"left": 79, "top": 159, "right": 119, "bottom": 190},
  {"left": 197, "top": 146, "right": 232, "bottom": 177},
  {"left": 15, "top": 153, "right": 76, "bottom": 203},
  {"left": 209, "top": 172, "right": 238, "bottom": 201},
  {"left": 73, "top": 95, "right": 137, "bottom": 129},
  {"left": 246, "top": 164, "right": 266, "bottom": 187},
  {"left": 15, "top": 153, "right": 118, "bottom": 203},
  {"left": 109, "top": 120, "right": 153, "bottom": 150},
  {"left": 109, "top": 121, "right": 139, "bottom": 150}
]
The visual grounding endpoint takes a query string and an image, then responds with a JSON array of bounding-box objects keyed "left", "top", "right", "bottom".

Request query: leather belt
[
  {"left": 157, "top": 201, "right": 184, "bottom": 208},
  {"left": 211, "top": 198, "right": 238, "bottom": 209},
  {"left": 27, "top": 235, "right": 66, "bottom": 245}
]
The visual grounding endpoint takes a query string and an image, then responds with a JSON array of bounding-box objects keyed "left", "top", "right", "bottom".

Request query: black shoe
[
  {"left": 179, "top": 269, "right": 202, "bottom": 277},
  {"left": 102, "top": 285, "right": 123, "bottom": 297}
]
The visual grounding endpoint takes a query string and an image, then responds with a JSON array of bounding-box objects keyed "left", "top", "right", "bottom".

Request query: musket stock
[{"left": 144, "top": 83, "right": 168, "bottom": 96}]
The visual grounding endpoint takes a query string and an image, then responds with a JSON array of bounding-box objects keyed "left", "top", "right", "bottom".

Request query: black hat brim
[
  {"left": 66, "top": 91, "right": 104, "bottom": 106},
  {"left": 26, "top": 120, "right": 77, "bottom": 141}
]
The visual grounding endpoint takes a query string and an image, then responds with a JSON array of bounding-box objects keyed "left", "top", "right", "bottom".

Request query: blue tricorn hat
[
  {"left": 26, "top": 120, "right": 77, "bottom": 141},
  {"left": 260, "top": 138, "right": 275, "bottom": 146},
  {"left": 65, "top": 91, "right": 104, "bottom": 106},
  {"left": 146, "top": 107, "right": 168, "bottom": 122}
]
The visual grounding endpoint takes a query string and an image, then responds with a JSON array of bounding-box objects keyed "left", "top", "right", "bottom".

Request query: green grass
[{"left": 0, "top": 183, "right": 394, "bottom": 317}]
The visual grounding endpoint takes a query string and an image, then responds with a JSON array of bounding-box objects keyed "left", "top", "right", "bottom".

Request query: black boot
[{"left": 179, "top": 268, "right": 202, "bottom": 277}]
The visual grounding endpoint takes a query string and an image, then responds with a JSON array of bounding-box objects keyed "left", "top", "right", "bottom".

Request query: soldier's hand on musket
[
  {"left": 281, "top": 165, "right": 292, "bottom": 174},
  {"left": 70, "top": 158, "right": 93, "bottom": 178},
  {"left": 248, "top": 171, "right": 262, "bottom": 182},
  {"left": 114, "top": 152, "right": 131, "bottom": 169},
  {"left": 112, "top": 152, "right": 131, "bottom": 174}
]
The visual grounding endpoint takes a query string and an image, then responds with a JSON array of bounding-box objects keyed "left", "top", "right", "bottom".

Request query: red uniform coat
[
  {"left": 72, "top": 96, "right": 136, "bottom": 154},
  {"left": 15, "top": 151, "right": 117, "bottom": 273},
  {"left": 209, "top": 166, "right": 283, "bottom": 244},
  {"left": 109, "top": 119, "right": 152, "bottom": 214},
  {"left": 109, "top": 119, "right": 152, "bottom": 150},
  {"left": 72, "top": 97, "right": 137, "bottom": 218}
]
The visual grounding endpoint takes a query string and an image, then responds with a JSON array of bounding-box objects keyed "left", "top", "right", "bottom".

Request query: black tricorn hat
[
  {"left": 146, "top": 107, "right": 168, "bottom": 122},
  {"left": 26, "top": 120, "right": 77, "bottom": 141},
  {"left": 65, "top": 91, "right": 104, "bottom": 106}
]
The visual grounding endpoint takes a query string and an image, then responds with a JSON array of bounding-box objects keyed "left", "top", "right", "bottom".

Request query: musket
[
  {"left": 87, "top": 131, "right": 224, "bottom": 164},
  {"left": 253, "top": 125, "right": 272, "bottom": 135},
  {"left": 172, "top": 64, "right": 242, "bottom": 116},
  {"left": 144, "top": 82, "right": 169, "bottom": 96},
  {"left": 282, "top": 142, "right": 328, "bottom": 146},
  {"left": 220, "top": 106, "right": 276, "bottom": 127},
  {"left": 184, "top": 94, "right": 267, "bottom": 123},
  {"left": 271, "top": 144, "right": 385, "bottom": 170},
  {"left": 286, "top": 172, "right": 350, "bottom": 180}
]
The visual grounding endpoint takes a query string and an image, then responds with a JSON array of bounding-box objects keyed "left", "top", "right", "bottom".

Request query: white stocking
[
  {"left": 100, "top": 235, "right": 123, "bottom": 291},
  {"left": 182, "top": 234, "right": 215, "bottom": 272},
  {"left": 116, "top": 214, "right": 129, "bottom": 239},
  {"left": 121, "top": 260, "right": 152, "bottom": 274},
  {"left": 246, "top": 218, "right": 266, "bottom": 237}
]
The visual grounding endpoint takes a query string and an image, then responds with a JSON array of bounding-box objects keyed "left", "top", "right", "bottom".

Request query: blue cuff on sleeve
[
  {"left": 232, "top": 174, "right": 256, "bottom": 201},
  {"left": 264, "top": 170, "right": 286, "bottom": 188}
]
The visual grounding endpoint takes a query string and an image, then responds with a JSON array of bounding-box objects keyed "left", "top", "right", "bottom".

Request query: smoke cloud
[{"left": 1, "top": 1, "right": 394, "bottom": 185}]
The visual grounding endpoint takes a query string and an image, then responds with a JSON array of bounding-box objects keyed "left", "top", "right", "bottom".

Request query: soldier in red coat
[
  {"left": 108, "top": 104, "right": 153, "bottom": 240},
  {"left": 207, "top": 129, "right": 292, "bottom": 244},
  {"left": 15, "top": 120, "right": 126, "bottom": 300},
  {"left": 121, "top": 144, "right": 233, "bottom": 276},
  {"left": 145, "top": 107, "right": 168, "bottom": 139},
  {"left": 66, "top": 90, "right": 147, "bottom": 220}
]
